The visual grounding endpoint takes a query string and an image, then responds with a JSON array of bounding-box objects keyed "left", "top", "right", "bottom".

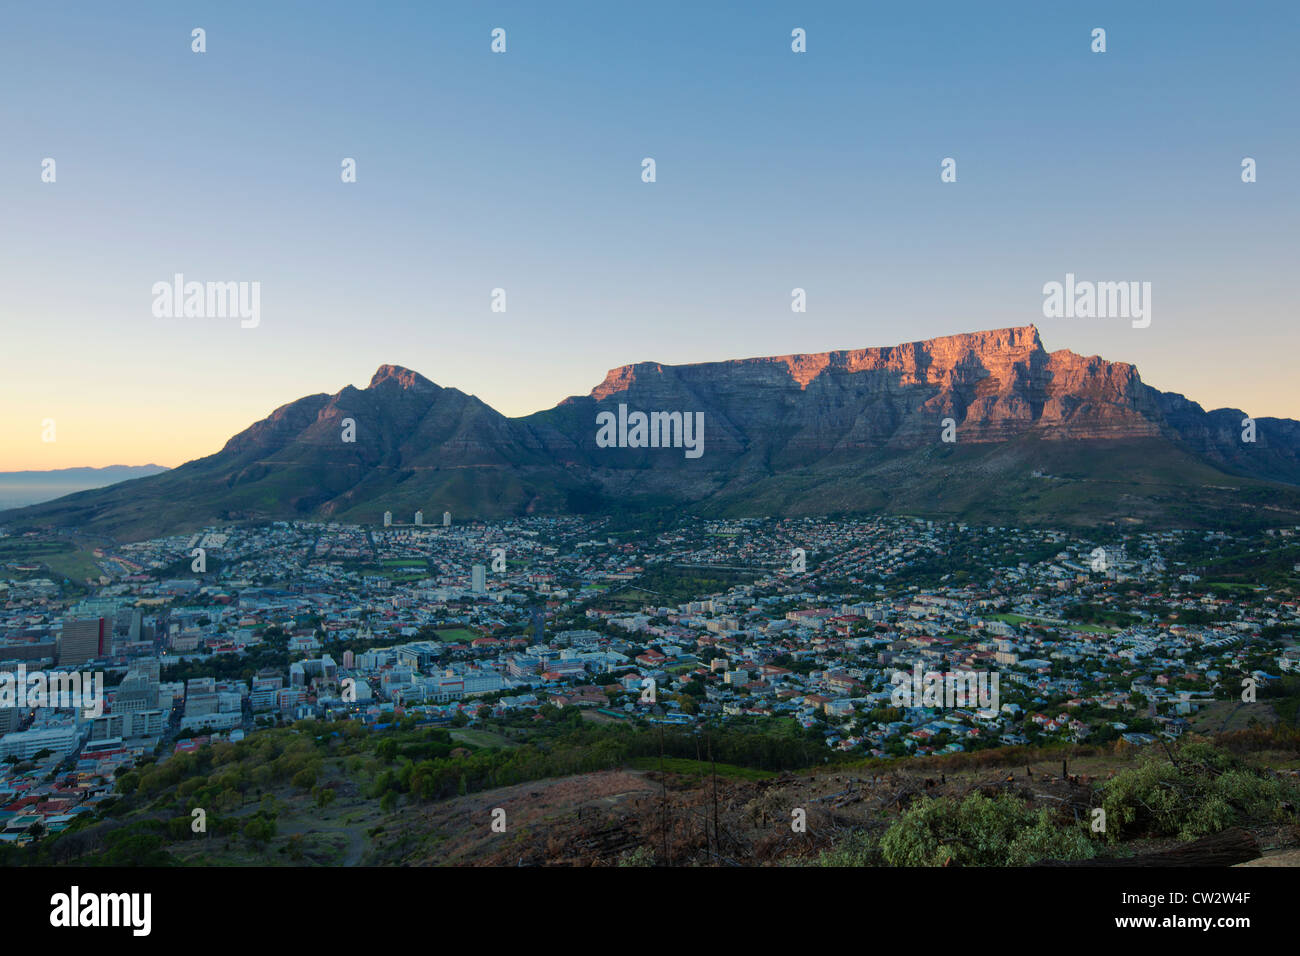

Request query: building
[
  {"left": 0, "top": 724, "right": 82, "bottom": 761},
  {"left": 250, "top": 675, "right": 283, "bottom": 711},
  {"left": 0, "top": 707, "right": 20, "bottom": 735},
  {"left": 0, "top": 640, "right": 58, "bottom": 665},
  {"left": 112, "top": 673, "right": 158, "bottom": 714},
  {"left": 59, "top": 618, "right": 105, "bottom": 666},
  {"left": 89, "top": 709, "right": 165, "bottom": 741},
  {"left": 471, "top": 565, "right": 487, "bottom": 593},
  {"left": 179, "top": 710, "right": 241, "bottom": 732}
]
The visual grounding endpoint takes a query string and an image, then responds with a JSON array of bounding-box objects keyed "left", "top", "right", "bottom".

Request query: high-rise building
[
  {"left": 128, "top": 657, "right": 161, "bottom": 683},
  {"left": 383, "top": 511, "right": 392, "bottom": 527},
  {"left": 114, "top": 671, "right": 158, "bottom": 713},
  {"left": 0, "top": 706, "right": 20, "bottom": 735},
  {"left": 471, "top": 565, "right": 486, "bottom": 593},
  {"left": 60, "top": 617, "right": 105, "bottom": 665},
  {"left": 442, "top": 511, "right": 451, "bottom": 526},
  {"left": 414, "top": 511, "right": 424, "bottom": 526}
]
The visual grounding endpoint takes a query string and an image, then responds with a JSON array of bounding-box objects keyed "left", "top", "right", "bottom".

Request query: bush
[
  {"left": 879, "top": 791, "right": 1095, "bottom": 867},
  {"left": 814, "top": 830, "right": 883, "bottom": 867},
  {"left": 291, "top": 767, "right": 318, "bottom": 790},
  {"left": 616, "top": 846, "right": 656, "bottom": 867},
  {"left": 243, "top": 815, "right": 276, "bottom": 847},
  {"left": 1098, "top": 743, "right": 1299, "bottom": 842}
]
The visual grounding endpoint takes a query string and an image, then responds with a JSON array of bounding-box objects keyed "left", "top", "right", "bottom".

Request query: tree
[
  {"left": 291, "top": 767, "right": 317, "bottom": 790},
  {"left": 243, "top": 816, "right": 276, "bottom": 848}
]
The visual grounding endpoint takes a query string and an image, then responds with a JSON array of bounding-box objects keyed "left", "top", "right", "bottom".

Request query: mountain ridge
[{"left": 5, "top": 326, "right": 1300, "bottom": 539}]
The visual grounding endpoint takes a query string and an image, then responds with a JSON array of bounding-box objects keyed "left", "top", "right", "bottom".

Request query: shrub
[
  {"left": 814, "top": 830, "right": 883, "bottom": 867},
  {"left": 1098, "top": 742, "right": 1299, "bottom": 842},
  {"left": 617, "top": 846, "right": 656, "bottom": 867},
  {"left": 879, "top": 791, "right": 1095, "bottom": 866}
]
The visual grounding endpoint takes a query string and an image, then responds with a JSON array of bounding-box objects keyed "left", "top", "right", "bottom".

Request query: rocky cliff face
[
  {"left": 5, "top": 326, "right": 1299, "bottom": 537},
  {"left": 562, "top": 326, "right": 1164, "bottom": 459}
]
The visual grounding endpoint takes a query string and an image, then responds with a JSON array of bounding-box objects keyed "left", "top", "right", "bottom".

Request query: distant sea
[{"left": 0, "top": 465, "right": 169, "bottom": 510}]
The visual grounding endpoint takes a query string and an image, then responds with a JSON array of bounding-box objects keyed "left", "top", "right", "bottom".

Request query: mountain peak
[{"left": 368, "top": 365, "right": 435, "bottom": 390}]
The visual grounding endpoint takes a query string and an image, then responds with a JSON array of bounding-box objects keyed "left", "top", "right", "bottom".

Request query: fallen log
[{"left": 1037, "top": 827, "right": 1261, "bottom": 867}]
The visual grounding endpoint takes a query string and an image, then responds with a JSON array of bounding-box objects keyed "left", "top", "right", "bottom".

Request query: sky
[{"left": 1, "top": 0, "right": 1297, "bottom": 470}]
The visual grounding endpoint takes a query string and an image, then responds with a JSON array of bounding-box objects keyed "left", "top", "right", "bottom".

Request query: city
[{"left": 2, "top": 513, "right": 1297, "bottom": 861}]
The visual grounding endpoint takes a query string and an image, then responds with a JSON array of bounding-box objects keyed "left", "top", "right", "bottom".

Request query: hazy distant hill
[
  {"left": 0, "top": 465, "right": 169, "bottom": 511},
  {"left": 4, "top": 326, "right": 1299, "bottom": 538}
]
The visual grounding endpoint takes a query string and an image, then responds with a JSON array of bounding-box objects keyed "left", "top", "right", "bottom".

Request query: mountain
[
  {"left": 0, "top": 464, "right": 170, "bottom": 511},
  {"left": 4, "top": 326, "right": 1300, "bottom": 539}
]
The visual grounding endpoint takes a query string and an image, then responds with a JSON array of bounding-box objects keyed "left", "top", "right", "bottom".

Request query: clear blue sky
[{"left": 1, "top": 0, "right": 1296, "bottom": 468}]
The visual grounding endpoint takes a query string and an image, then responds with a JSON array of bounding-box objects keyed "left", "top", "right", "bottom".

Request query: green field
[
  {"left": 0, "top": 537, "right": 103, "bottom": 582},
  {"left": 434, "top": 628, "right": 479, "bottom": 643}
]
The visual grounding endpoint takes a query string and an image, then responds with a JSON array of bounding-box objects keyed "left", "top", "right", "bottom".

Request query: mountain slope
[{"left": 4, "top": 326, "right": 1299, "bottom": 539}]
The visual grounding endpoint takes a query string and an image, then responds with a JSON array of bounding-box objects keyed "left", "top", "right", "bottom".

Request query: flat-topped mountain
[{"left": 6, "top": 326, "right": 1300, "bottom": 539}]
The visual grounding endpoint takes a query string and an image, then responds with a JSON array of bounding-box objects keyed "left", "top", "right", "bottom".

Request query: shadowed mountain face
[{"left": 6, "top": 326, "right": 1300, "bottom": 539}]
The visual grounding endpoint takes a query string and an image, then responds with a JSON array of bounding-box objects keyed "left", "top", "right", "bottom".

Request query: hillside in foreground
[{"left": 10, "top": 718, "right": 1298, "bottom": 868}]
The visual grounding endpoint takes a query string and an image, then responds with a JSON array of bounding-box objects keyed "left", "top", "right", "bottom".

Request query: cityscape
[{"left": 1, "top": 508, "right": 1297, "bottom": 868}]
